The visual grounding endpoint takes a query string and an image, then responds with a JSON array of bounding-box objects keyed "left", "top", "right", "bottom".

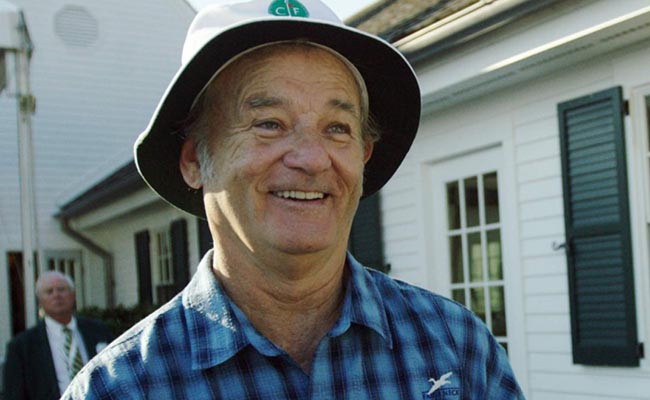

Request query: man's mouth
[{"left": 273, "top": 190, "right": 326, "bottom": 200}]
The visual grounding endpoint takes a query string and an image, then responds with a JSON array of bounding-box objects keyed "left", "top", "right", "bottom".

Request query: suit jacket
[{"left": 2, "top": 316, "right": 114, "bottom": 400}]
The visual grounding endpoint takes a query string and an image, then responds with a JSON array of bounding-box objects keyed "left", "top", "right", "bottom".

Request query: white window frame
[
  {"left": 446, "top": 172, "right": 508, "bottom": 348},
  {"left": 151, "top": 226, "right": 174, "bottom": 304},
  {"left": 629, "top": 83, "right": 650, "bottom": 372},
  {"left": 426, "top": 144, "right": 524, "bottom": 365}
]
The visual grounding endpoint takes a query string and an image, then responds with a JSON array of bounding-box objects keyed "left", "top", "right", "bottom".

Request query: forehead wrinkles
[{"left": 213, "top": 46, "right": 361, "bottom": 118}]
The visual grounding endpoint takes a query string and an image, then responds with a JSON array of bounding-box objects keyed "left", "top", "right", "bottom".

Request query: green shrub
[{"left": 78, "top": 303, "right": 159, "bottom": 337}]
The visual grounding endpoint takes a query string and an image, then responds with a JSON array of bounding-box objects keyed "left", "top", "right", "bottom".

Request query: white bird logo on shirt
[{"left": 427, "top": 372, "right": 453, "bottom": 395}]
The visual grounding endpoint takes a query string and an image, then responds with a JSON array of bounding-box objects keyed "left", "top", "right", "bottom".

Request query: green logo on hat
[{"left": 268, "top": 0, "right": 309, "bottom": 17}]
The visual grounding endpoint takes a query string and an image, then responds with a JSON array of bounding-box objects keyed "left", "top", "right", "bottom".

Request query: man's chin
[{"left": 270, "top": 236, "right": 335, "bottom": 255}]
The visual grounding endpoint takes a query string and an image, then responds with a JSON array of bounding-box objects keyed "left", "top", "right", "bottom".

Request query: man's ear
[
  {"left": 179, "top": 138, "right": 203, "bottom": 189},
  {"left": 363, "top": 141, "right": 374, "bottom": 164}
]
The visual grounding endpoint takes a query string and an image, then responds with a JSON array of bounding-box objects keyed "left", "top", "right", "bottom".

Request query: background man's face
[
  {"left": 38, "top": 275, "right": 75, "bottom": 322},
  {"left": 200, "top": 45, "right": 373, "bottom": 259}
]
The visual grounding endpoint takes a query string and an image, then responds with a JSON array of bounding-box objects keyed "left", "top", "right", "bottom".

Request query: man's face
[
  {"left": 38, "top": 275, "right": 75, "bottom": 323},
  {"left": 194, "top": 45, "right": 373, "bottom": 258}
]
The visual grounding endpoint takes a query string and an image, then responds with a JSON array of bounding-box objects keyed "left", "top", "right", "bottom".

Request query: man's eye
[
  {"left": 255, "top": 120, "right": 281, "bottom": 130},
  {"left": 327, "top": 123, "right": 350, "bottom": 134}
]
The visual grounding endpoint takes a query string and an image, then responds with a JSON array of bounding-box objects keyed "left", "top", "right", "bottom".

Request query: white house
[
  {"left": 0, "top": 0, "right": 195, "bottom": 365},
  {"left": 8, "top": 0, "right": 650, "bottom": 398},
  {"left": 350, "top": 0, "right": 650, "bottom": 398}
]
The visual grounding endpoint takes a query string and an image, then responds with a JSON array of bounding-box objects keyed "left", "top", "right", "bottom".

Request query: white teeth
[{"left": 274, "top": 190, "right": 325, "bottom": 200}]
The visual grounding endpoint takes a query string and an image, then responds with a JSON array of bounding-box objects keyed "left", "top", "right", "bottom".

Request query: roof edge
[{"left": 56, "top": 160, "right": 145, "bottom": 219}]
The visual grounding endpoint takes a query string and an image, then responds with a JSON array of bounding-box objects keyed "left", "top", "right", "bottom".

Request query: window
[
  {"left": 446, "top": 172, "right": 508, "bottom": 351},
  {"left": 151, "top": 227, "right": 175, "bottom": 304},
  {"left": 154, "top": 228, "right": 174, "bottom": 286},
  {"left": 134, "top": 219, "right": 189, "bottom": 305}
]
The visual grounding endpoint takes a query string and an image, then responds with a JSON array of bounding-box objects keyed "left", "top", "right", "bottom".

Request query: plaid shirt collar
[{"left": 182, "top": 251, "right": 392, "bottom": 370}]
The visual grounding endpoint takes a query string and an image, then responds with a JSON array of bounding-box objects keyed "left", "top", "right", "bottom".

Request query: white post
[{"left": 14, "top": 10, "right": 38, "bottom": 328}]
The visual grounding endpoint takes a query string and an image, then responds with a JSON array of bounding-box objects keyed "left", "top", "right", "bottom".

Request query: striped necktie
[{"left": 63, "top": 327, "right": 84, "bottom": 378}]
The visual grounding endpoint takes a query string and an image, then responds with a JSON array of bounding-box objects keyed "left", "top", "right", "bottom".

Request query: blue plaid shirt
[{"left": 63, "top": 252, "right": 523, "bottom": 399}]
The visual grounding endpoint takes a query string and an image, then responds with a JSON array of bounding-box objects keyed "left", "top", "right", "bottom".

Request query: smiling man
[
  {"left": 63, "top": 1, "right": 523, "bottom": 399},
  {"left": 179, "top": 43, "right": 373, "bottom": 373}
]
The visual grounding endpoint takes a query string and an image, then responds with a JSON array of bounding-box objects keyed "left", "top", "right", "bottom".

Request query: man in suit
[{"left": 3, "top": 271, "right": 113, "bottom": 400}]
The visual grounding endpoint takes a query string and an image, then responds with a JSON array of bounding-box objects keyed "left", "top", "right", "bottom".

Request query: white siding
[
  {"left": 0, "top": 98, "right": 20, "bottom": 248},
  {"left": 384, "top": 1, "right": 650, "bottom": 397},
  {"left": 76, "top": 188, "right": 202, "bottom": 307},
  {"left": 0, "top": 94, "right": 19, "bottom": 353},
  {"left": 510, "top": 47, "right": 650, "bottom": 399},
  {"left": 0, "top": 0, "right": 194, "bottom": 355},
  {"left": 381, "top": 163, "right": 427, "bottom": 281}
]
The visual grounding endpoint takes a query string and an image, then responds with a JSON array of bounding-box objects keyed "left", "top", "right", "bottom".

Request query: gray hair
[
  {"left": 35, "top": 270, "right": 75, "bottom": 297},
  {"left": 182, "top": 41, "right": 381, "bottom": 185}
]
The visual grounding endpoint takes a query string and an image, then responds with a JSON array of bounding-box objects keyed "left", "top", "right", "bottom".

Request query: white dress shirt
[{"left": 44, "top": 315, "right": 90, "bottom": 394}]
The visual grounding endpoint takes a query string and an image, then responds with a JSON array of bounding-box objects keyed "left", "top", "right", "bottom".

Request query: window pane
[
  {"left": 470, "top": 287, "right": 486, "bottom": 323},
  {"left": 446, "top": 181, "right": 460, "bottom": 230},
  {"left": 487, "top": 229, "right": 503, "bottom": 280},
  {"left": 500, "top": 342, "right": 508, "bottom": 355},
  {"left": 467, "top": 232, "right": 483, "bottom": 282},
  {"left": 452, "top": 289, "right": 465, "bottom": 305},
  {"left": 465, "top": 177, "right": 479, "bottom": 227},
  {"left": 155, "top": 230, "right": 174, "bottom": 285},
  {"left": 68, "top": 261, "right": 75, "bottom": 280},
  {"left": 484, "top": 172, "right": 500, "bottom": 224},
  {"left": 490, "top": 286, "right": 507, "bottom": 336},
  {"left": 449, "top": 235, "right": 463, "bottom": 283}
]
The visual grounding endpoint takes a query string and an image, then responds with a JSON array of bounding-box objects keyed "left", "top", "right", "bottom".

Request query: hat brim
[{"left": 135, "top": 18, "right": 420, "bottom": 219}]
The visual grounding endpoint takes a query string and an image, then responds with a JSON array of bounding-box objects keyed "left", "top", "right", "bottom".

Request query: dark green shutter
[
  {"left": 197, "top": 218, "right": 212, "bottom": 257},
  {"left": 171, "top": 219, "right": 190, "bottom": 291},
  {"left": 349, "top": 193, "right": 388, "bottom": 273},
  {"left": 1, "top": 52, "right": 6, "bottom": 93},
  {"left": 134, "top": 230, "right": 153, "bottom": 305},
  {"left": 558, "top": 86, "right": 638, "bottom": 366}
]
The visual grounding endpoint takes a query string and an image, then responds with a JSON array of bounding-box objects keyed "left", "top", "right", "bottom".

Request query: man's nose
[{"left": 282, "top": 132, "right": 332, "bottom": 174}]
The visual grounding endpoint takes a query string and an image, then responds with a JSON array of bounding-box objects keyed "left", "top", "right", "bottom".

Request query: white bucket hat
[{"left": 135, "top": 0, "right": 421, "bottom": 218}]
